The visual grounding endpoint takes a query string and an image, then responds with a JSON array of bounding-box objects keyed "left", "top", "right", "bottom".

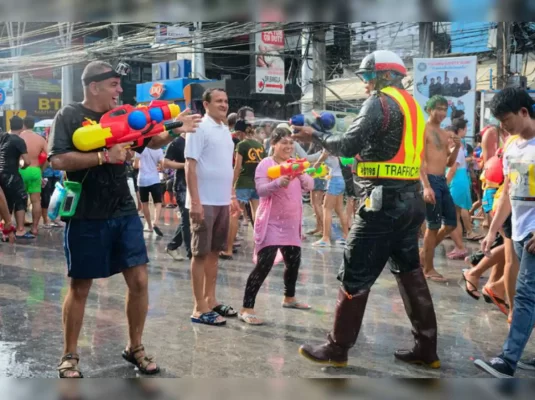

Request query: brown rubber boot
[
  {"left": 394, "top": 268, "right": 441, "bottom": 369},
  {"left": 299, "top": 287, "right": 369, "bottom": 367}
]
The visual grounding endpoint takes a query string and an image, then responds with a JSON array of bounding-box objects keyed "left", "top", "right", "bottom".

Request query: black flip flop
[
  {"left": 153, "top": 226, "right": 163, "bottom": 237},
  {"left": 459, "top": 272, "right": 480, "bottom": 300},
  {"left": 213, "top": 304, "right": 237, "bottom": 317}
]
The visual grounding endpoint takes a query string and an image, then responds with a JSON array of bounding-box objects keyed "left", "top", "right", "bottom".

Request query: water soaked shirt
[{"left": 312, "top": 88, "right": 416, "bottom": 194}]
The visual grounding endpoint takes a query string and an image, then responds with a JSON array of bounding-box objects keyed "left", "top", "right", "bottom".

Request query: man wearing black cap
[{"left": 48, "top": 60, "right": 201, "bottom": 378}]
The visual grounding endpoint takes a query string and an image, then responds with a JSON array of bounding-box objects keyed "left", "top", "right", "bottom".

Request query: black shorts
[
  {"left": 0, "top": 172, "right": 28, "bottom": 213},
  {"left": 64, "top": 215, "right": 149, "bottom": 279},
  {"left": 139, "top": 183, "right": 162, "bottom": 204},
  {"left": 41, "top": 176, "right": 61, "bottom": 209}
]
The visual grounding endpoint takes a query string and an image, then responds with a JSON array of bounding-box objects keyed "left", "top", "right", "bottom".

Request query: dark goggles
[{"left": 83, "top": 62, "right": 131, "bottom": 86}]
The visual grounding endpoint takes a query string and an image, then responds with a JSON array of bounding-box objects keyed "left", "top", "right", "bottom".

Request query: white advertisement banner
[
  {"left": 255, "top": 25, "right": 285, "bottom": 95},
  {"left": 413, "top": 56, "right": 477, "bottom": 139}
]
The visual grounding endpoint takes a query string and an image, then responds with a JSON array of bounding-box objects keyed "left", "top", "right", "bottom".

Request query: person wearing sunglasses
[{"left": 293, "top": 50, "right": 440, "bottom": 370}]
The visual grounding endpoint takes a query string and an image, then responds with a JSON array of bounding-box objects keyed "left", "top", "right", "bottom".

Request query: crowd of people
[{"left": 0, "top": 53, "right": 533, "bottom": 379}]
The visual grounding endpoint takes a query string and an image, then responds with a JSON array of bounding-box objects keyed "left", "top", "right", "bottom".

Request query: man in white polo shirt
[{"left": 185, "top": 88, "right": 241, "bottom": 326}]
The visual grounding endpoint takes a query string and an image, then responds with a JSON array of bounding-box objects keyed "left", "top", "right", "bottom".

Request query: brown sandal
[
  {"left": 57, "top": 353, "right": 83, "bottom": 378},
  {"left": 122, "top": 345, "right": 160, "bottom": 375}
]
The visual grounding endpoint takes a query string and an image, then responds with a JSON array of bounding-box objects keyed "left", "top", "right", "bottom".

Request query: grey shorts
[{"left": 190, "top": 205, "right": 230, "bottom": 257}]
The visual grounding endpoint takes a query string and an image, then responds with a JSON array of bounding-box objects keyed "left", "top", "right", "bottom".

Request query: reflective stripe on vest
[{"left": 356, "top": 87, "right": 426, "bottom": 180}]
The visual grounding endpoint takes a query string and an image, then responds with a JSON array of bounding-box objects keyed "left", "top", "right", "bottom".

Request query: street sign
[{"left": 0, "top": 88, "right": 5, "bottom": 106}]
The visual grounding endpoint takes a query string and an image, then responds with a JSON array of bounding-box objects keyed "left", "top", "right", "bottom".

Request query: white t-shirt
[
  {"left": 325, "top": 156, "right": 343, "bottom": 177},
  {"left": 137, "top": 147, "right": 164, "bottom": 187},
  {"left": 185, "top": 115, "right": 234, "bottom": 208},
  {"left": 503, "top": 136, "right": 535, "bottom": 241},
  {"left": 455, "top": 145, "right": 467, "bottom": 169}
]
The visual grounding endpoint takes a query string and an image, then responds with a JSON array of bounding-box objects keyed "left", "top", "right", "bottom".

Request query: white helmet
[{"left": 356, "top": 50, "right": 407, "bottom": 77}]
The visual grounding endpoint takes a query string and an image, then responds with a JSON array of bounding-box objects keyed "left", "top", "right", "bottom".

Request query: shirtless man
[
  {"left": 19, "top": 116, "right": 47, "bottom": 236},
  {"left": 420, "top": 96, "right": 461, "bottom": 281}
]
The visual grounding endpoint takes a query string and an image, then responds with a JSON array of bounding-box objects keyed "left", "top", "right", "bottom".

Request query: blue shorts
[
  {"left": 313, "top": 178, "right": 326, "bottom": 191},
  {"left": 425, "top": 174, "right": 457, "bottom": 230},
  {"left": 64, "top": 215, "right": 149, "bottom": 279},
  {"left": 482, "top": 188, "right": 498, "bottom": 214},
  {"left": 327, "top": 176, "right": 345, "bottom": 196},
  {"left": 236, "top": 188, "right": 259, "bottom": 203}
]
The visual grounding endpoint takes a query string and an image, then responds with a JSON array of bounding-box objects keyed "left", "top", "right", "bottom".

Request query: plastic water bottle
[{"left": 48, "top": 182, "right": 66, "bottom": 220}]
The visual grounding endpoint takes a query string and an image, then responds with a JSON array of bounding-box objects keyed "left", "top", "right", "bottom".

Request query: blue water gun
[{"left": 289, "top": 110, "right": 336, "bottom": 133}]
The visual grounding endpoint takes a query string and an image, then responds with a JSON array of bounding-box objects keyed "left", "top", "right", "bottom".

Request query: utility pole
[
  {"left": 496, "top": 22, "right": 511, "bottom": 89},
  {"left": 59, "top": 22, "right": 74, "bottom": 107},
  {"left": 419, "top": 22, "right": 433, "bottom": 58},
  {"left": 312, "top": 27, "right": 326, "bottom": 112},
  {"left": 191, "top": 22, "right": 205, "bottom": 79},
  {"left": 300, "top": 26, "right": 313, "bottom": 113},
  {"left": 6, "top": 22, "right": 26, "bottom": 112}
]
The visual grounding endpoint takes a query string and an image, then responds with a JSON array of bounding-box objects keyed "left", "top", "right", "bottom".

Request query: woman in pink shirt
[{"left": 239, "top": 127, "right": 314, "bottom": 325}]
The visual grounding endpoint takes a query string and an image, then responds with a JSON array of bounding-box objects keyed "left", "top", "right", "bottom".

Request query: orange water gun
[
  {"left": 267, "top": 158, "right": 311, "bottom": 179},
  {"left": 73, "top": 100, "right": 182, "bottom": 151}
]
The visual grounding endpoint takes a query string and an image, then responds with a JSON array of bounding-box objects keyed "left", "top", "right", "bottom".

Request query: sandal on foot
[
  {"left": 482, "top": 287, "right": 509, "bottom": 316},
  {"left": 465, "top": 233, "right": 484, "bottom": 241},
  {"left": 425, "top": 273, "right": 447, "bottom": 283},
  {"left": 447, "top": 249, "right": 468, "bottom": 260},
  {"left": 213, "top": 304, "right": 237, "bottom": 317},
  {"left": 312, "top": 239, "right": 329, "bottom": 247},
  {"left": 57, "top": 353, "right": 83, "bottom": 378},
  {"left": 191, "top": 311, "right": 226, "bottom": 326},
  {"left": 153, "top": 226, "right": 163, "bottom": 237},
  {"left": 282, "top": 301, "right": 311, "bottom": 310},
  {"left": 459, "top": 272, "right": 480, "bottom": 300},
  {"left": 16, "top": 231, "right": 35, "bottom": 239},
  {"left": 238, "top": 312, "right": 264, "bottom": 325},
  {"left": 122, "top": 344, "right": 160, "bottom": 375},
  {"left": 219, "top": 252, "right": 233, "bottom": 260}
]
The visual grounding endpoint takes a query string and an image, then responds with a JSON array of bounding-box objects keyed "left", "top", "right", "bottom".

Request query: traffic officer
[{"left": 292, "top": 50, "right": 440, "bottom": 369}]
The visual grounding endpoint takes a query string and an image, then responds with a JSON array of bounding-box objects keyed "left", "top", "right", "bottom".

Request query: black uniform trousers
[{"left": 338, "top": 184, "right": 426, "bottom": 295}]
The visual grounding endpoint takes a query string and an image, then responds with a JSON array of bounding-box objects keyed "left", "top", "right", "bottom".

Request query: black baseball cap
[{"left": 234, "top": 119, "right": 252, "bottom": 132}]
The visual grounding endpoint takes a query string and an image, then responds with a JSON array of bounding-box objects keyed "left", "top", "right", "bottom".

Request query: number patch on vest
[{"left": 357, "top": 162, "right": 420, "bottom": 179}]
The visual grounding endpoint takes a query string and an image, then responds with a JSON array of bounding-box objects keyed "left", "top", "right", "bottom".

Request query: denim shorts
[
  {"left": 313, "top": 178, "right": 326, "bottom": 191},
  {"left": 236, "top": 188, "right": 259, "bottom": 203},
  {"left": 425, "top": 174, "right": 457, "bottom": 230},
  {"left": 327, "top": 176, "right": 346, "bottom": 196},
  {"left": 64, "top": 215, "right": 149, "bottom": 279}
]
